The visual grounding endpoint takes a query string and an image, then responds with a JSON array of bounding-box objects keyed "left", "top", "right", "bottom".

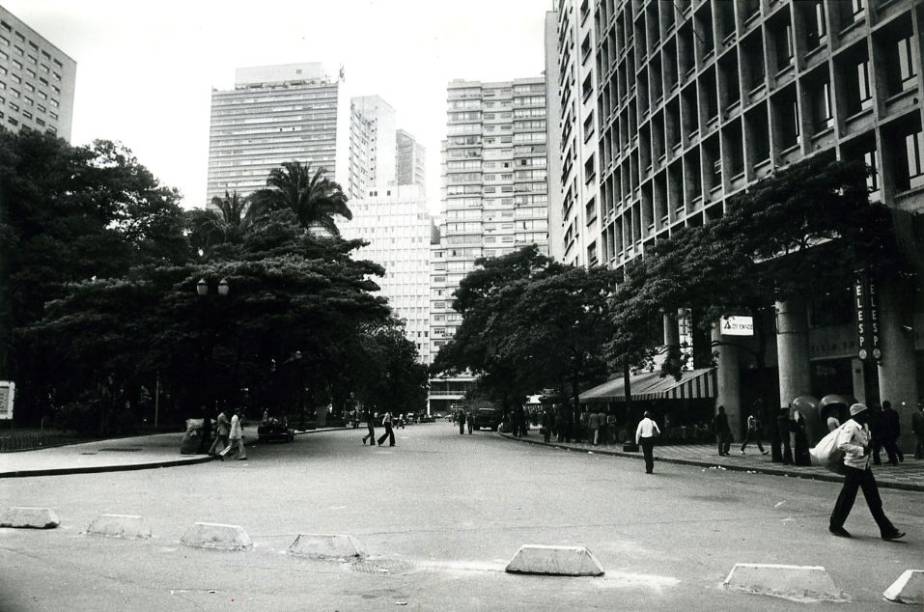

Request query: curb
[
  {"left": 499, "top": 433, "right": 924, "bottom": 493},
  {"left": 0, "top": 426, "right": 353, "bottom": 479},
  {"left": 0, "top": 455, "right": 216, "bottom": 479}
]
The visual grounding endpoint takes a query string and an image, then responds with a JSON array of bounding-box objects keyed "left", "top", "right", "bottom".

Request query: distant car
[
  {"left": 473, "top": 408, "right": 502, "bottom": 431},
  {"left": 258, "top": 416, "right": 294, "bottom": 443}
]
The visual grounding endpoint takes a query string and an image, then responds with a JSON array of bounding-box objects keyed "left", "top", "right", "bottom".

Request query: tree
[
  {"left": 607, "top": 157, "right": 898, "bottom": 378},
  {"left": 250, "top": 161, "right": 352, "bottom": 237},
  {"left": 0, "top": 130, "right": 188, "bottom": 423}
]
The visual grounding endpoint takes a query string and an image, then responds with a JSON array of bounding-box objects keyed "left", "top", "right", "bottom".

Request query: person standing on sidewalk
[
  {"left": 740, "top": 413, "right": 767, "bottom": 455},
  {"left": 635, "top": 411, "right": 661, "bottom": 474},
  {"left": 466, "top": 410, "right": 474, "bottom": 435},
  {"left": 829, "top": 403, "right": 905, "bottom": 541},
  {"left": 377, "top": 411, "right": 395, "bottom": 446},
  {"left": 913, "top": 400, "right": 924, "bottom": 459},
  {"left": 361, "top": 407, "right": 376, "bottom": 446},
  {"left": 714, "top": 406, "right": 732, "bottom": 456},
  {"left": 589, "top": 410, "right": 601, "bottom": 446},
  {"left": 221, "top": 409, "right": 247, "bottom": 460},
  {"left": 208, "top": 408, "right": 230, "bottom": 456},
  {"left": 457, "top": 409, "right": 466, "bottom": 435},
  {"left": 776, "top": 407, "right": 793, "bottom": 464},
  {"left": 880, "top": 401, "right": 903, "bottom": 465}
]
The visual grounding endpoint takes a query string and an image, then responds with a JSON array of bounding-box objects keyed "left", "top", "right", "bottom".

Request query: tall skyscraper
[
  {"left": 341, "top": 184, "right": 432, "bottom": 363},
  {"left": 428, "top": 77, "right": 549, "bottom": 413},
  {"left": 350, "top": 95, "right": 397, "bottom": 198},
  {"left": 396, "top": 128, "right": 426, "bottom": 190},
  {"left": 206, "top": 63, "right": 352, "bottom": 202},
  {"left": 551, "top": 0, "right": 924, "bottom": 444},
  {"left": 0, "top": 6, "right": 76, "bottom": 141}
]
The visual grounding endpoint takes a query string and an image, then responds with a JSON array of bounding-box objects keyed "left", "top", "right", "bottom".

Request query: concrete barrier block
[
  {"left": 86, "top": 514, "right": 151, "bottom": 539},
  {"left": 505, "top": 545, "right": 604, "bottom": 577},
  {"left": 287, "top": 534, "right": 365, "bottom": 560},
  {"left": 723, "top": 563, "right": 848, "bottom": 603},
  {"left": 180, "top": 522, "right": 252, "bottom": 551},
  {"left": 0, "top": 507, "right": 60, "bottom": 529},
  {"left": 883, "top": 570, "right": 924, "bottom": 605}
]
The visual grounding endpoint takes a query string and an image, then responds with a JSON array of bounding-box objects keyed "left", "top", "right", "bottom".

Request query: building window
[
  {"left": 811, "top": 81, "right": 832, "bottom": 133},
  {"left": 886, "top": 35, "right": 917, "bottom": 96},
  {"left": 902, "top": 129, "right": 924, "bottom": 191},
  {"left": 845, "top": 57, "right": 872, "bottom": 115},
  {"left": 774, "top": 22, "right": 793, "bottom": 71}
]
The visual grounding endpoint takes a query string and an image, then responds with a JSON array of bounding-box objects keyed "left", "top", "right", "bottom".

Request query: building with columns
[{"left": 551, "top": 0, "right": 924, "bottom": 445}]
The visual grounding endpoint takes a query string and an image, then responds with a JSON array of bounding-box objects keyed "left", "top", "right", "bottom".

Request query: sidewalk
[
  {"left": 0, "top": 427, "right": 347, "bottom": 478},
  {"left": 500, "top": 432, "right": 924, "bottom": 493}
]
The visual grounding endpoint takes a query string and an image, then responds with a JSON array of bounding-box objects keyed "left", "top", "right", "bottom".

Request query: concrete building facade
[
  {"left": 350, "top": 95, "right": 397, "bottom": 198},
  {"left": 428, "top": 77, "right": 550, "bottom": 414},
  {"left": 341, "top": 185, "right": 433, "bottom": 363},
  {"left": 0, "top": 6, "right": 76, "bottom": 140},
  {"left": 396, "top": 128, "right": 426, "bottom": 190},
  {"left": 206, "top": 63, "right": 352, "bottom": 202},
  {"left": 551, "top": 0, "right": 924, "bottom": 444}
]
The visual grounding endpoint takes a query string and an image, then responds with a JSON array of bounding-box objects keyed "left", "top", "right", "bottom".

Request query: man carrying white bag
[{"left": 810, "top": 402, "right": 906, "bottom": 540}]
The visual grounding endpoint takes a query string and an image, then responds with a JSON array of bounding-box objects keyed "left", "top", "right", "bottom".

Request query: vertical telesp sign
[
  {"left": 0, "top": 381, "right": 14, "bottom": 420},
  {"left": 855, "top": 275, "right": 882, "bottom": 364}
]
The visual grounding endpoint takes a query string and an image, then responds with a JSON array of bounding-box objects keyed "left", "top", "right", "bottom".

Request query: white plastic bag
[{"left": 809, "top": 425, "right": 846, "bottom": 475}]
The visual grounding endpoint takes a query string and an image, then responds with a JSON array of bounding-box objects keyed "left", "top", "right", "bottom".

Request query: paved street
[{"left": 1, "top": 423, "right": 922, "bottom": 611}]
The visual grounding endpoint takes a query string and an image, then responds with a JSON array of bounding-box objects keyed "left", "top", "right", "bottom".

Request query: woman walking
[{"left": 221, "top": 408, "right": 247, "bottom": 460}]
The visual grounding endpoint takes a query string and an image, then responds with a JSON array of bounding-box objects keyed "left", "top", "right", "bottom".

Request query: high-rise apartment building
[
  {"left": 428, "top": 77, "right": 550, "bottom": 413},
  {"left": 0, "top": 6, "right": 76, "bottom": 140},
  {"left": 350, "top": 95, "right": 397, "bottom": 198},
  {"left": 396, "top": 128, "right": 426, "bottom": 189},
  {"left": 552, "top": 0, "right": 924, "bottom": 443},
  {"left": 341, "top": 185, "right": 432, "bottom": 363},
  {"left": 206, "top": 63, "right": 352, "bottom": 202}
]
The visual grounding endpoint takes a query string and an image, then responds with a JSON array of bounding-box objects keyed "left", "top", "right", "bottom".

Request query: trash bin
[{"left": 180, "top": 418, "right": 203, "bottom": 454}]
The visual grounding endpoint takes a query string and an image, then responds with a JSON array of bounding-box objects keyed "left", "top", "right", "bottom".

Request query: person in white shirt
[
  {"left": 377, "top": 411, "right": 395, "bottom": 447},
  {"left": 829, "top": 403, "right": 903, "bottom": 540},
  {"left": 635, "top": 411, "right": 661, "bottom": 474},
  {"left": 221, "top": 409, "right": 247, "bottom": 461}
]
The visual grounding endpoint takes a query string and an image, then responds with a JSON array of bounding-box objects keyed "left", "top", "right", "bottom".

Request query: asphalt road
[{"left": 1, "top": 423, "right": 922, "bottom": 611}]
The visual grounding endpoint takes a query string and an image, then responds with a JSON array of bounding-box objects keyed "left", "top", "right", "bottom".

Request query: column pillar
[
  {"left": 712, "top": 324, "right": 742, "bottom": 438},
  {"left": 775, "top": 297, "right": 812, "bottom": 409},
  {"left": 876, "top": 276, "right": 919, "bottom": 451}
]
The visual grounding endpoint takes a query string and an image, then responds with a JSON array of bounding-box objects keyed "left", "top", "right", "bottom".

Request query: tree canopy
[{"left": 1, "top": 130, "right": 423, "bottom": 433}]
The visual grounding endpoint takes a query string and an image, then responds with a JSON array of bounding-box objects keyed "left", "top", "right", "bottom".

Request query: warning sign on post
[
  {"left": 0, "top": 381, "right": 14, "bottom": 420},
  {"left": 721, "top": 315, "right": 754, "bottom": 336}
]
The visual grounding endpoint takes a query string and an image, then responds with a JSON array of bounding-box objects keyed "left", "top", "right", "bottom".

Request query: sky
[{"left": 5, "top": 0, "right": 550, "bottom": 214}]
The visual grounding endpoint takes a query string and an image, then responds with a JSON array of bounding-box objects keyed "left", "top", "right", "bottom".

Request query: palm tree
[
  {"left": 187, "top": 190, "right": 252, "bottom": 251},
  {"left": 250, "top": 161, "right": 352, "bottom": 237}
]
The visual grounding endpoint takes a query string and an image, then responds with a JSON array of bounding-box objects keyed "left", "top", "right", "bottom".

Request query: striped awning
[
  {"left": 634, "top": 368, "right": 717, "bottom": 401},
  {"left": 579, "top": 368, "right": 716, "bottom": 403}
]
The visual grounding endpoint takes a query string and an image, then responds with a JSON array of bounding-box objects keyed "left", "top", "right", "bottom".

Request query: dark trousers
[
  {"left": 778, "top": 437, "right": 793, "bottom": 464},
  {"left": 717, "top": 432, "right": 731, "bottom": 455},
  {"left": 916, "top": 434, "right": 924, "bottom": 459},
  {"left": 640, "top": 437, "right": 655, "bottom": 473},
  {"left": 459, "top": 420, "right": 465, "bottom": 435},
  {"left": 882, "top": 439, "right": 903, "bottom": 465},
  {"left": 363, "top": 424, "right": 375, "bottom": 445},
  {"left": 377, "top": 423, "right": 395, "bottom": 446},
  {"left": 741, "top": 431, "right": 764, "bottom": 452},
  {"left": 830, "top": 466, "right": 895, "bottom": 535}
]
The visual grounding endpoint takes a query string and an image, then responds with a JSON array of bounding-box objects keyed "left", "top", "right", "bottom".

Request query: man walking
[
  {"left": 208, "top": 408, "right": 230, "bottom": 456},
  {"left": 635, "top": 411, "right": 661, "bottom": 474},
  {"left": 221, "top": 408, "right": 246, "bottom": 461},
  {"left": 361, "top": 407, "right": 376, "bottom": 446},
  {"left": 913, "top": 400, "right": 924, "bottom": 459},
  {"left": 740, "top": 413, "right": 767, "bottom": 455},
  {"left": 829, "top": 403, "right": 905, "bottom": 541},
  {"left": 377, "top": 411, "right": 395, "bottom": 447},
  {"left": 714, "top": 406, "right": 732, "bottom": 456},
  {"left": 458, "top": 409, "right": 466, "bottom": 435},
  {"left": 589, "top": 410, "right": 601, "bottom": 446}
]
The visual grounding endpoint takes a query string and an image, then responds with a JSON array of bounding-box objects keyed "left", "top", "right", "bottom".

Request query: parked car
[{"left": 258, "top": 416, "right": 294, "bottom": 443}]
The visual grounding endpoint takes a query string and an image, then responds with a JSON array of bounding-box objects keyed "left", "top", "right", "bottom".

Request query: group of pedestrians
[
  {"left": 361, "top": 408, "right": 396, "bottom": 447},
  {"left": 206, "top": 408, "right": 247, "bottom": 460}
]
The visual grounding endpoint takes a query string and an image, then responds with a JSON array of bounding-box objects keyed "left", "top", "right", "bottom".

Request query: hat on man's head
[{"left": 849, "top": 403, "right": 868, "bottom": 416}]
